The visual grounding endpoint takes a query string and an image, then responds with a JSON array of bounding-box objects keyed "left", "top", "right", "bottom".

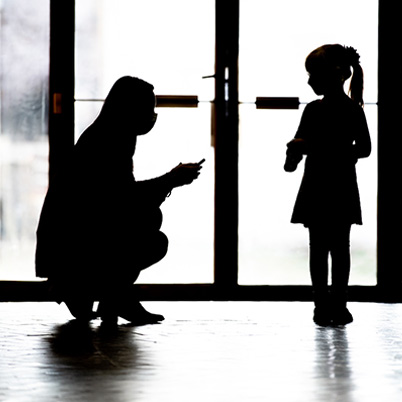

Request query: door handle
[{"left": 255, "top": 97, "right": 300, "bottom": 109}]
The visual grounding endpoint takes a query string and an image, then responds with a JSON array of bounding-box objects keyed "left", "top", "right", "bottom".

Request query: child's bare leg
[
  {"left": 330, "top": 224, "right": 353, "bottom": 325},
  {"left": 309, "top": 225, "right": 331, "bottom": 326}
]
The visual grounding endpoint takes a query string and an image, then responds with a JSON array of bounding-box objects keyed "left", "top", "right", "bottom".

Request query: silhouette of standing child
[
  {"left": 285, "top": 44, "right": 371, "bottom": 326},
  {"left": 36, "top": 76, "right": 204, "bottom": 325}
]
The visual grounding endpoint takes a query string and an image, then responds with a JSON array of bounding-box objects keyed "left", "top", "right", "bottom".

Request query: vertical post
[
  {"left": 48, "top": 0, "right": 75, "bottom": 181},
  {"left": 214, "top": 0, "right": 239, "bottom": 289},
  {"left": 377, "top": 0, "right": 402, "bottom": 295}
]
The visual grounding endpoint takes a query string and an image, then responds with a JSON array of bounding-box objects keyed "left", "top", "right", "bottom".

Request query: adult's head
[{"left": 99, "top": 76, "right": 157, "bottom": 135}]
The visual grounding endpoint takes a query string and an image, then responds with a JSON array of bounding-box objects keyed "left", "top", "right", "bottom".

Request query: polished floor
[{"left": 1, "top": 301, "right": 402, "bottom": 401}]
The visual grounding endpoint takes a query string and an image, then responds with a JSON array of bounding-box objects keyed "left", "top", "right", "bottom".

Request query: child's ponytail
[
  {"left": 345, "top": 47, "right": 364, "bottom": 107},
  {"left": 305, "top": 44, "right": 365, "bottom": 107}
]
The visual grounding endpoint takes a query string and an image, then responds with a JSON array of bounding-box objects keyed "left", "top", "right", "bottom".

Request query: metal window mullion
[
  {"left": 213, "top": 0, "right": 240, "bottom": 289},
  {"left": 48, "top": 0, "right": 75, "bottom": 181},
  {"left": 377, "top": 0, "right": 402, "bottom": 292}
]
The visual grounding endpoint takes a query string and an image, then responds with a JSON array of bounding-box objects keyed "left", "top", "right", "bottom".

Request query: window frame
[{"left": 1, "top": 0, "right": 401, "bottom": 302}]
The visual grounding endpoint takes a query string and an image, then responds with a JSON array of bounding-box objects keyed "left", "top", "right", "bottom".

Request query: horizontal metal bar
[
  {"left": 74, "top": 98, "right": 104, "bottom": 102},
  {"left": 256, "top": 97, "right": 300, "bottom": 109},
  {"left": 156, "top": 95, "right": 198, "bottom": 107},
  {"left": 0, "top": 281, "right": 397, "bottom": 302},
  {"left": 75, "top": 95, "right": 199, "bottom": 108},
  {"left": 75, "top": 98, "right": 377, "bottom": 108}
]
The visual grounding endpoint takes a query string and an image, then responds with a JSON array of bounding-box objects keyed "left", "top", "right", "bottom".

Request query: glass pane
[
  {"left": 0, "top": 0, "right": 49, "bottom": 280},
  {"left": 134, "top": 106, "right": 214, "bottom": 284},
  {"left": 75, "top": 0, "right": 214, "bottom": 101},
  {"left": 75, "top": 102, "right": 214, "bottom": 284},
  {"left": 75, "top": 0, "right": 215, "bottom": 284},
  {"left": 239, "top": 105, "right": 377, "bottom": 285},
  {"left": 239, "top": 0, "right": 378, "bottom": 103},
  {"left": 239, "top": 106, "right": 307, "bottom": 284},
  {"left": 239, "top": 0, "right": 378, "bottom": 285}
]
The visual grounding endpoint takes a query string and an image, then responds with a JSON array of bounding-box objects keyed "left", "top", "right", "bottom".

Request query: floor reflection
[
  {"left": 314, "top": 327, "right": 352, "bottom": 380},
  {"left": 44, "top": 320, "right": 153, "bottom": 401},
  {"left": 2, "top": 302, "right": 402, "bottom": 401}
]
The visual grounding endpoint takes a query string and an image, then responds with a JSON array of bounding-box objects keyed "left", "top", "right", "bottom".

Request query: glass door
[
  {"left": 238, "top": 0, "right": 378, "bottom": 285},
  {"left": 75, "top": 0, "right": 215, "bottom": 284},
  {"left": 0, "top": 0, "right": 50, "bottom": 280}
]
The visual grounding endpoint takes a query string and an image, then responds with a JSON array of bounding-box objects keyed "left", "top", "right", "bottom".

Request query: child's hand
[
  {"left": 284, "top": 152, "right": 303, "bottom": 172},
  {"left": 287, "top": 138, "right": 307, "bottom": 153},
  {"left": 285, "top": 139, "right": 305, "bottom": 172}
]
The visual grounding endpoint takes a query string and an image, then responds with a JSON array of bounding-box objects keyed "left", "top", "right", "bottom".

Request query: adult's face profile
[{"left": 135, "top": 91, "right": 157, "bottom": 136}]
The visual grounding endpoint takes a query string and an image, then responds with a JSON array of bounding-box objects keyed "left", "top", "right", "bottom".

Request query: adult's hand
[{"left": 169, "top": 160, "right": 204, "bottom": 188}]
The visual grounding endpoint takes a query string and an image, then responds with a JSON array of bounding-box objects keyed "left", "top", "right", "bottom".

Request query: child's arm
[
  {"left": 287, "top": 138, "right": 308, "bottom": 154},
  {"left": 284, "top": 139, "right": 305, "bottom": 172},
  {"left": 353, "top": 108, "right": 371, "bottom": 160},
  {"left": 284, "top": 102, "right": 314, "bottom": 172}
]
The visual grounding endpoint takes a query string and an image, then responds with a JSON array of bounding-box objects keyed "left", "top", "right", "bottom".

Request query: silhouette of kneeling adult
[{"left": 36, "top": 76, "right": 203, "bottom": 325}]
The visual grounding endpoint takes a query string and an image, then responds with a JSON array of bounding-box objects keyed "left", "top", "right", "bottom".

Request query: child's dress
[{"left": 290, "top": 96, "right": 371, "bottom": 227}]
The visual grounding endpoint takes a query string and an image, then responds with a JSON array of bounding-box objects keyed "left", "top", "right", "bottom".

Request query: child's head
[{"left": 305, "top": 44, "right": 364, "bottom": 106}]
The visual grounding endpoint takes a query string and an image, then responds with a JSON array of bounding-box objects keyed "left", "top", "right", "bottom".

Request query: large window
[
  {"left": 238, "top": 0, "right": 378, "bottom": 285},
  {"left": 75, "top": 0, "right": 215, "bottom": 284},
  {"left": 2, "top": 1, "right": 396, "bottom": 298},
  {"left": 0, "top": 0, "right": 49, "bottom": 280}
]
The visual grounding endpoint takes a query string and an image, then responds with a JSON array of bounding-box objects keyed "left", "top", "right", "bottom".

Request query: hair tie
[{"left": 345, "top": 46, "right": 360, "bottom": 67}]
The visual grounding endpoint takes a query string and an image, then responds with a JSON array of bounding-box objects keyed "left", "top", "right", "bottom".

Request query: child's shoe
[
  {"left": 313, "top": 307, "right": 332, "bottom": 326},
  {"left": 330, "top": 288, "right": 353, "bottom": 325},
  {"left": 331, "top": 307, "right": 353, "bottom": 326},
  {"left": 312, "top": 288, "right": 331, "bottom": 326}
]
